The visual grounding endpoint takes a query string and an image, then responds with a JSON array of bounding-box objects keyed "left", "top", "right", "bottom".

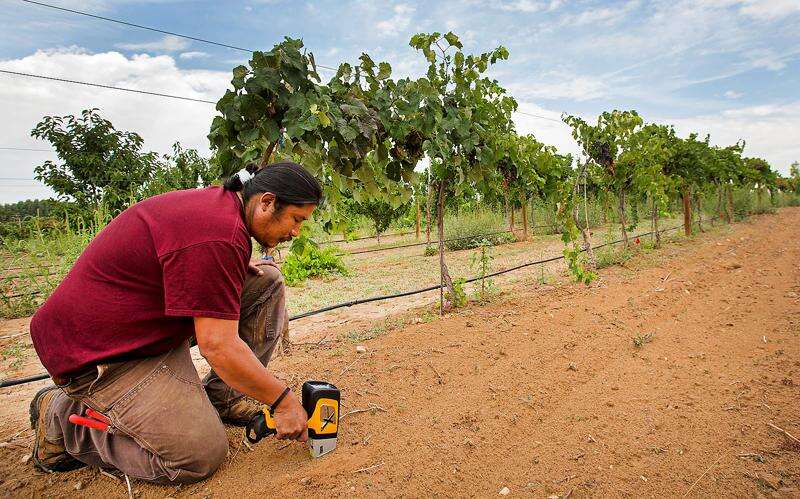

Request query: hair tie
[{"left": 236, "top": 168, "right": 253, "bottom": 184}]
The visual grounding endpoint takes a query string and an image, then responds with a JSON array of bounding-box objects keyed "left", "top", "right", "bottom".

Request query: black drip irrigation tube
[
  {"left": 2, "top": 226, "right": 551, "bottom": 299},
  {"left": 0, "top": 221, "right": 702, "bottom": 389},
  {"left": 337, "top": 228, "right": 519, "bottom": 257}
]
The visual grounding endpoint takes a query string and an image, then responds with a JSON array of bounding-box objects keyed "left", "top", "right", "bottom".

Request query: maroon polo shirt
[{"left": 30, "top": 186, "right": 252, "bottom": 379}]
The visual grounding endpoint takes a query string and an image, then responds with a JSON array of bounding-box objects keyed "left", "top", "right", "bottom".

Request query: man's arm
[{"left": 194, "top": 317, "right": 307, "bottom": 441}]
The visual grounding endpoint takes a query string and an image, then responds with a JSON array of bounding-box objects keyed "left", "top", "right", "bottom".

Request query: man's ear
[{"left": 258, "top": 192, "right": 277, "bottom": 211}]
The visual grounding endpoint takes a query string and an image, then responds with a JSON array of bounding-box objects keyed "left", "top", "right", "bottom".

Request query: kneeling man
[{"left": 29, "top": 161, "right": 321, "bottom": 483}]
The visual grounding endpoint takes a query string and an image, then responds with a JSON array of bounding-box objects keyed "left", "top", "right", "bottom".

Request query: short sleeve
[{"left": 160, "top": 241, "right": 248, "bottom": 319}]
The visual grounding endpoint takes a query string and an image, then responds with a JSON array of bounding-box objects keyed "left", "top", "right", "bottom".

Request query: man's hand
[
  {"left": 194, "top": 317, "right": 299, "bottom": 438},
  {"left": 272, "top": 391, "right": 308, "bottom": 442},
  {"left": 247, "top": 259, "right": 279, "bottom": 275}
]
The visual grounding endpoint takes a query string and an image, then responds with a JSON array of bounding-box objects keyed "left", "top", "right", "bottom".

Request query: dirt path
[{"left": 1, "top": 209, "right": 798, "bottom": 497}]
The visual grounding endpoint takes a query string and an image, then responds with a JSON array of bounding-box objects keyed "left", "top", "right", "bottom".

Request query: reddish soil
[{"left": 1, "top": 209, "right": 798, "bottom": 497}]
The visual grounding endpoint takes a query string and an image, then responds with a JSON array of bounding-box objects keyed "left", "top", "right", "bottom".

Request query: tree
[
  {"left": 622, "top": 124, "right": 673, "bottom": 244},
  {"left": 789, "top": 161, "right": 800, "bottom": 194},
  {"left": 31, "top": 109, "right": 160, "bottom": 213},
  {"left": 409, "top": 31, "right": 516, "bottom": 312},
  {"left": 743, "top": 157, "right": 775, "bottom": 210},
  {"left": 710, "top": 142, "right": 746, "bottom": 222},
  {"left": 142, "top": 143, "right": 219, "bottom": 198},
  {"left": 208, "top": 38, "right": 421, "bottom": 233},
  {"left": 563, "top": 110, "right": 643, "bottom": 247}
]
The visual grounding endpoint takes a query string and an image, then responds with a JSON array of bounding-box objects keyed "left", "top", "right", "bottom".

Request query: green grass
[
  {"left": 2, "top": 341, "right": 31, "bottom": 370},
  {"left": 1, "top": 210, "right": 108, "bottom": 318},
  {"left": 633, "top": 332, "right": 654, "bottom": 348}
]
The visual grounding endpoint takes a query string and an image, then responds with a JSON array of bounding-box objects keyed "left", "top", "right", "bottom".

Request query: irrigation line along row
[
  {"left": 2, "top": 224, "right": 548, "bottom": 273},
  {"left": 0, "top": 222, "right": 695, "bottom": 388}
]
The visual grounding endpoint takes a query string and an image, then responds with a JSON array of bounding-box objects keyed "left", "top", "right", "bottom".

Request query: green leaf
[
  {"left": 340, "top": 125, "right": 358, "bottom": 142},
  {"left": 317, "top": 110, "right": 331, "bottom": 127},
  {"left": 443, "top": 32, "right": 462, "bottom": 49},
  {"left": 377, "top": 62, "right": 392, "bottom": 80}
]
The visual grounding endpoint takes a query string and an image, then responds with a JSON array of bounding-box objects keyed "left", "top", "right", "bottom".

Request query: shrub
[
  {"left": 281, "top": 245, "right": 348, "bottom": 286},
  {"left": 443, "top": 211, "right": 514, "bottom": 251},
  {"left": 445, "top": 277, "right": 467, "bottom": 308}
]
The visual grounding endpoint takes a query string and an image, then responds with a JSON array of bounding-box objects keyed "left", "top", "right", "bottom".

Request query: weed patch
[{"left": 633, "top": 332, "right": 654, "bottom": 348}]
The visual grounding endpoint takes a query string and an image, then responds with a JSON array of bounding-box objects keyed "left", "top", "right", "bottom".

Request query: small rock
[
  {"left": 74, "top": 481, "right": 84, "bottom": 491},
  {"left": 20, "top": 453, "right": 31, "bottom": 464},
  {"left": 300, "top": 477, "right": 311, "bottom": 486},
  {"left": 567, "top": 363, "right": 578, "bottom": 371},
  {"left": 355, "top": 345, "right": 367, "bottom": 354},
  {"left": 499, "top": 486, "right": 510, "bottom": 495}
]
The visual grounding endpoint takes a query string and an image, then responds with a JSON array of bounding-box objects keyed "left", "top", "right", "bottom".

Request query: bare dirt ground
[{"left": 0, "top": 208, "right": 798, "bottom": 497}]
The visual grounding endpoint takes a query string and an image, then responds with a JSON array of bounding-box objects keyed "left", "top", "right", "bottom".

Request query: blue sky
[{"left": 1, "top": 0, "right": 799, "bottom": 202}]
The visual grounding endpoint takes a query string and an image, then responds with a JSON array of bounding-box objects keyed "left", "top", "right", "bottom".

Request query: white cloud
[
  {"left": 375, "top": 4, "right": 415, "bottom": 36},
  {"left": 115, "top": 35, "right": 190, "bottom": 53},
  {"left": 509, "top": 71, "right": 609, "bottom": 101},
  {"left": 498, "top": 0, "right": 543, "bottom": 13},
  {"left": 513, "top": 101, "right": 581, "bottom": 158},
  {"left": 738, "top": 0, "right": 800, "bottom": 20},
  {"left": 179, "top": 51, "right": 211, "bottom": 60},
  {"left": 0, "top": 47, "right": 230, "bottom": 203},
  {"left": 724, "top": 90, "right": 743, "bottom": 98},
  {"left": 560, "top": 0, "right": 640, "bottom": 26},
  {"left": 663, "top": 102, "right": 800, "bottom": 174},
  {"left": 513, "top": 99, "right": 800, "bottom": 176}
]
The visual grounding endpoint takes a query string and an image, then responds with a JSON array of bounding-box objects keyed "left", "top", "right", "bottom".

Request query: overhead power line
[
  {"left": 19, "top": 0, "right": 339, "bottom": 72},
  {"left": 0, "top": 69, "right": 217, "bottom": 103},
  {"left": 516, "top": 111, "right": 565, "bottom": 124},
  {"left": 0, "top": 147, "right": 51, "bottom": 152},
  {"left": 0, "top": 69, "right": 569, "bottom": 126},
  {"left": 15, "top": 2, "right": 570, "bottom": 124}
]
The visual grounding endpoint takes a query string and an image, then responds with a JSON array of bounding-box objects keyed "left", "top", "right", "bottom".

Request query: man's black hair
[{"left": 223, "top": 161, "right": 323, "bottom": 209}]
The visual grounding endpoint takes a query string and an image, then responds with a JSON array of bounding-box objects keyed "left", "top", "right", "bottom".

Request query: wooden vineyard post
[
  {"left": 521, "top": 197, "right": 529, "bottom": 241},
  {"left": 415, "top": 200, "right": 421, "bottom": 240},
  {"left": 510, "top": 207, "right": 516, "bottom": 237},
  {"left": 652, "top": 198, "right": 661, "bottom": 248},
  {"left": 425, "top": 189, "right": 432, "bottom": 244},
  {"left": 618, "top": 188, "right": 629, "bottom": 247},
  {"left": 694, "top": 190, "right": 704, "bottom": 232},
  {"left": 436, "top": 181, "right": 454, "bottom": 316},
  {"left": 682, "top": 186, "right": 692, "bottom": 236},
  {"left": 726, "top": 185, "right": 734, "bottom": 223}
]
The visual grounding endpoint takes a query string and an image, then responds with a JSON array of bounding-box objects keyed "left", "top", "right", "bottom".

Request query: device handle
[{"left": 245, "top": 407, "right": 277, "bottom": 443}]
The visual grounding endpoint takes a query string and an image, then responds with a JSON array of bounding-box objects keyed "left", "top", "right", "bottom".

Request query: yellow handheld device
[{"left": 245, "top": 381, "right": 340, "bottom": 458}]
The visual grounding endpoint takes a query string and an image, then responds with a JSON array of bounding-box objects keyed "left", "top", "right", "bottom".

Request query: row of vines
[
  {"left": 205, "top": 32, "right": 791, "bottom": 309},
  {"left": 5, "top": 32, "right": 796, "bottom": 319}
]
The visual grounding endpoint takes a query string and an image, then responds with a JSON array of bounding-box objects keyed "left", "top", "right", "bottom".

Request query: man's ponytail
[
  {"left": 223, "top": 161, "right": 322, "bottom": 208},
  {"left": 222, "top": 163, "right": 260, "bottom": 192}
]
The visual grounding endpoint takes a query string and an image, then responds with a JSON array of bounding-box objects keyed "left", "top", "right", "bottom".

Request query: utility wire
[
  {"left": 19, "top": 0, "right": 339, "bottom": 71},
  {"left": 515, "top": 111, "right": 565, "bottom": 124},
  {"left": 0, "top": 147, "right": 51, "bottom": 152},
  {"left": 1, "top": 68, "right": 569, "bottom": 124},
  {"left": 0, "top": 69, "right": 217, "bottom": 104},
  {"left": 16, "top": 2, "right": 571, "bottom": 124}
]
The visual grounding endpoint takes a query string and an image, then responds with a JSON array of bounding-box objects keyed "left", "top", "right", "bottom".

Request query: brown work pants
[{"left": 42, "top": 263, "right": 287, "bottom": 484}]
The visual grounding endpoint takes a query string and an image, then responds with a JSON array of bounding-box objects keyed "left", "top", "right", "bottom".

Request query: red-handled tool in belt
[{"left": 69, "top": 408, "right": 111, "bottom": 432}]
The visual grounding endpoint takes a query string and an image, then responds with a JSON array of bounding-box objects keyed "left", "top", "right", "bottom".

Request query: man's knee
[
  {"left": 256, "top": 263, "right": 285, "bottom": 289},
  {"left": 171, "top": 426, "right": 228, "bottom": 483}
]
